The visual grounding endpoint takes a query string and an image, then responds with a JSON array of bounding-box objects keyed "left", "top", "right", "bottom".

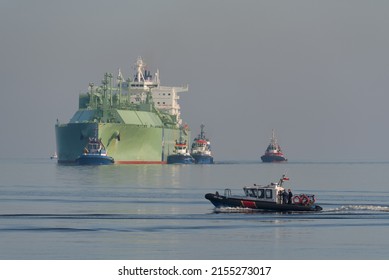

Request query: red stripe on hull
[{"left": 241, "top": 200, "right": 256, "bottom": 208}]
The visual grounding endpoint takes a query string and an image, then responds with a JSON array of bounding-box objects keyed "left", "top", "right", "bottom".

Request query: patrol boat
[{"left": 205, "top": 175, "right": 322, "bottom": 212}]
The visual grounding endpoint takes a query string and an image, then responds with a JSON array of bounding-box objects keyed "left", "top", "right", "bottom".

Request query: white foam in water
[
  {"left": 326, "top": 205, "right": 389, "bottom": 212},
  {"left": 214, "top": 207, "right": 256, "bottom": 213}
]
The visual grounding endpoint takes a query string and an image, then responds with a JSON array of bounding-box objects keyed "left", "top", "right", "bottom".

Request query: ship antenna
[
  {"left": 155, "top": 69, "right": 160, "bottom": 85},
  {"left": 135, "top": 56, "right": 146, "bottom": 82},
  {"left": 88, "top": 82, "right": 95, "bottom": 108},
  {"left": 279, "top": 171, "right": 288, "bottom": 186},
  {"left": 117, "top": 68, "right": 123, "bottom": 106},
  {"left": 117, "top": 68, "right": 124, "bottom": 82},
  {"left": 102, "top": 73, "right": 108, "bottom": 102},
  {"left": 200, "top": 124, "right": 205, "bottom": 139}
]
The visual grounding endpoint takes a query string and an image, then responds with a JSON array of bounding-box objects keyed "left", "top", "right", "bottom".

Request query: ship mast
[
  {"left": 117, "top": 68, "right": 123, "bottom": 106},
  {"left": 135, "top": 56, "right": 146, "bottom": 83},
  {"left": 271, "top": 129, "right": 277, "bottom": 146},
  {"left": 200, "top": 124, "right": 205, "bottom": 139}
]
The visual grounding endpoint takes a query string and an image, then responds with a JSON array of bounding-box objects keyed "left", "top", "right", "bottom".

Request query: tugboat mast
[
  {"left": 200, "top": 124, "right": 205, "bottom": 139},
  {"left": 271, "top": 129, "right": 277, "bottom": 146}
]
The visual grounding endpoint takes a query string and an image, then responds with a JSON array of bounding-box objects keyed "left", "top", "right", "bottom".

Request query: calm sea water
[{"left": 1, "top": 158, "right": 389, "bottom": 260}]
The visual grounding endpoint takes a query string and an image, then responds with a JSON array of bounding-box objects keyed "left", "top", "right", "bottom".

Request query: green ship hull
[
  {"left": 55, "top": 119, "right": 185, "bottom": 164},
  {"left": 55, "top": 57, "right": 190, "bottom": 164}
]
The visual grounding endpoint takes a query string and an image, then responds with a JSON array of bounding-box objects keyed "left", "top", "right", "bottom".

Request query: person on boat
[
  {"left": 288, "top": 189, "right": 293, "bottom": 204},
  {"left": 278, "top": 190, "right": 283, "bottom": 204},
  {"left": 282, "top": 190, "right": 288, "bottom": 204}
]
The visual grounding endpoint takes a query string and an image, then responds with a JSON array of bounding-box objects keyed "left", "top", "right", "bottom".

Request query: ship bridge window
[
  {"left": 265, "top": 189, "right": 273, "bottom": 199},
  {"left": 258, "top": 189, "right": 264, "bottom": 198},
  {"left": 249, "top": 189, "right": 257, "bottom": 197}
]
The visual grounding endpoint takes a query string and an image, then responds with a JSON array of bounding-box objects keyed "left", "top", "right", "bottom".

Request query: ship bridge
[
  {"left": 78, "top": 57, "right": 188, "bottom": 126},
  {"left": 125, "top": 57, "right": 188, "bottom": 124}
]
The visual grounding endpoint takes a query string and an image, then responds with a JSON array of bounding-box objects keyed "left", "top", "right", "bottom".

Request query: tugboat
[
  {"left": 75, "top": 138, "right": 114, "bottom": 165},
  {"left": 205, "top": 175, "right": 322, "bottom": 212},
  {"left": 167, "top": 127, "right": 195, "bottom": 164},
  {"left": 261, "top": 130, "right": 287, "bottom": 162},
  {"left": 190, "top": 124, "right": 214, "bottom": 164}
]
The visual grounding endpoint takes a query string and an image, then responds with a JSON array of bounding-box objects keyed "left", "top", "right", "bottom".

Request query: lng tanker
[{"left": 55, "top": 57, "right": 190, "bottom": 164}]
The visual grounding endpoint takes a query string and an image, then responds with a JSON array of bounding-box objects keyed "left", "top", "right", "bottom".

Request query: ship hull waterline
[
  {"left": 167, "top": 154, "right": 195, "bottom": 164},
  {"left": 75, "top": 154, "right": 114, "bottom": 165},
  {"left": 261, "top": 154, "right": 287, "bottom": 163},
  {"left": 191, "top": 154, "right": 214, "bottom": 164},
  {"left": 55, "top": 122, "right": 186, "bottom": 164}
]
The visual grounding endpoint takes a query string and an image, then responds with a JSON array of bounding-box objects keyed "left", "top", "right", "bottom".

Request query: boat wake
[
  {"left": 214, "top": 207, "right": 258, "bottom": 213},
  {"left": 324, "top": 205, "right": 389, "bottom": 213},
  {"left": 213, "top": 204, "right": 389, "bottom": 215}
]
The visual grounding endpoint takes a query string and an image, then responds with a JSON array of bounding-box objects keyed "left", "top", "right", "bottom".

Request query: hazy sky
[{"left": 1, "top": 0, "right": 389, "bottom": 161}]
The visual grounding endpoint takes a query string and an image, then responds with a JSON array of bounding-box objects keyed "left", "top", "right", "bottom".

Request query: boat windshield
[
  {"left": 244, "top": 187, "right": 272, "bottom": 199},
  {"left": 90, "top": 143, "right": 99, "bottom": 150}
]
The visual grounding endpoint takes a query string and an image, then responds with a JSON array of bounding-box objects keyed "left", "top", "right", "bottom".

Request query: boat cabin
[
  {"left": 174, "top": 142, "right": 189, "bottom": 155},
  {"left": 84, "top": 138, "right": 108, "bottom": 156},
  {"left": 239, "top": 183, "right": 285, "bottom": 204},
  {"left": 221, "top": 175, "right": 291, "bottom": 205}
]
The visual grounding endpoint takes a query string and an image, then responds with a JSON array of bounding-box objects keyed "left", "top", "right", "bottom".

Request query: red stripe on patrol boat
[{"left": 241, "top": 201, "right": 256, "bottom": 208}]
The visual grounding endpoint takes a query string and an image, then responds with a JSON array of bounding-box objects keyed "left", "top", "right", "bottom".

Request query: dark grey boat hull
[{"left": 205, "top": 193, "right": 322, "bottom": 212}]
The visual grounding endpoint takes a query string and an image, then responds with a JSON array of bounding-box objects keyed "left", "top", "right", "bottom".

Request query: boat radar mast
[{"left": 132, "top": 56, "right": 160, "bottom": 87}]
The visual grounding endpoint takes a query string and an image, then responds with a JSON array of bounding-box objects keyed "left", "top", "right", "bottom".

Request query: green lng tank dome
[{"left": 55, "top": 57, "right": 190, "bottom": 164}]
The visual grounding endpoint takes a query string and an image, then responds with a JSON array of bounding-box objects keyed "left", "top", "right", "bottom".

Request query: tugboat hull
[
  {"left": 167, "top": 154, "right": 195, "bottom": 164},
  {"left": 192, "top": 154, "right": 214, "bottom": 164},
  {"left": 75, "top": 155, "right": 114, "bottom": 165},
  {"left": 261, "top": 155, "right": 287, "bottom": 163}
]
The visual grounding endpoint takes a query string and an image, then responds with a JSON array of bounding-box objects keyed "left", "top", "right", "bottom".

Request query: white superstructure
[{"left": 122, "top": 57, "right": 188, "bottom": 125}]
